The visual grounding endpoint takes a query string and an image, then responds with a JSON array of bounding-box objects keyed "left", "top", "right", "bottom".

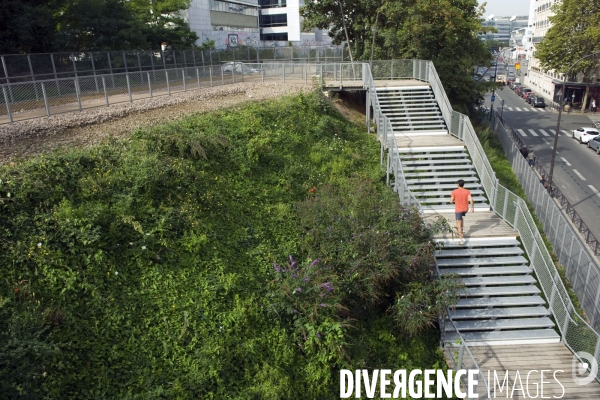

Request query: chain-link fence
[
  {"left": 488, "top": 112, "right": 600, "bottom": 330},
  {"left": 0, "top": 48, "right": 344, "bottom": 85}
]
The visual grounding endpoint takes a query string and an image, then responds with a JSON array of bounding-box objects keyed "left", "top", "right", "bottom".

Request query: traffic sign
[
  {"left": 515, "top": 63, "right": 521, "bottom": 70},
  {"left": 491, "top": 95, "right": 496, "bottom": 102}
]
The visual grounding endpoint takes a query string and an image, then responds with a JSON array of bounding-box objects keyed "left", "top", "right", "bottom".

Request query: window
[
  {"left": 260, "top": 32, "right": 288, "bottom": 41},
  {"left": 260, "top": 0, "right": 286, "bottom": 8},
  {"left": 210, "top": 0, "right": 258, "bottom": 16},
  {"left": 259, "top": 14, "right": 287, "bottom": 27}
]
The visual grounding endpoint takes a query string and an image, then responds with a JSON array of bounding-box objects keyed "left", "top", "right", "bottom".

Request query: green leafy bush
[{"left": 0, "top": 92, "right": 454, "bottom": 398}]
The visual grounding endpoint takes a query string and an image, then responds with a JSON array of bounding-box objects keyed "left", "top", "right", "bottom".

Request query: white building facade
[{"left": 186, "top": 0, "right": 331, "bottom": 49}]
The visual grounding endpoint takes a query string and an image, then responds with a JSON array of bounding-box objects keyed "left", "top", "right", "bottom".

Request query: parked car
[
  {"left": 525, "top": 92, "right": 536, "bottom": 104},
  {"left": 515, "top": 86, "right": 524, "bottom": 96},
  {"left": 520, "top": 88, "right": 532, "bottom": 98},
  {"left": 532, "top": 97, "right": 546, "bottom": 108},
  {"left": 221, "top": 62, "right": 259, "bottom": 74},
  {"left": 588, "top": 136, "right": 600, "bottom": 154},
  {"left": 511, "top": 82, "right": 522, "bottom": 90},
  {"left": 572, "top": 127, "right": 600, "bottom": 143}
]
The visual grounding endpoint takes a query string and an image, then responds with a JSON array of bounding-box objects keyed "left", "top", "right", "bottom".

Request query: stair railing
[{"left": 411, "top": 60, "right": 600, "bottom": 382}]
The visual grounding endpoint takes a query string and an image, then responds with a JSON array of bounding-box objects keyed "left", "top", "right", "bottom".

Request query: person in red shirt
[{"left": 450, "top": 179, "right": 475, "bottom": 245}]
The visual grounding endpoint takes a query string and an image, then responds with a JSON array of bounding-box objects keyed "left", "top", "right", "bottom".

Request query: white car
[
  {"left": 221, "top": 62, "right": 258, "bottom": 75},
  {"left": 572, "top": 127, "right": 600, "bottom": 143}
]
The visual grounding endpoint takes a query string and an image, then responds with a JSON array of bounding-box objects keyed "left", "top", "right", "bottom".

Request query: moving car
[
  {"left": 588, "top": 136, "right": 600, "bottom": 154},
  {"left": 532, "top": 97, "right": 546, "bottom": 108},
  {"left": 572, "top": 127, "right": 600, "bottom": 143},
  {"left": 221, "top": 62, "right": 259, "bottom": 74}
]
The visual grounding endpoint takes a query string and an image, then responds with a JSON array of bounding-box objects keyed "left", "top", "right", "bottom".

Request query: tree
[
  {"left": 536, "top": 0, "right": 600, "bottom": 114},
  {"left": 130, "top": 0, "right": 198, "bottom": 49},
  {"left": 0, "top": 0, "right": 56, "bottom": 54},
  {"left": 301, "top": 0, "right": 494, "bottom": 108}
]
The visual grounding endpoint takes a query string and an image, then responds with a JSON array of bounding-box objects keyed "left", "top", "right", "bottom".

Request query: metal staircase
[
  {"left": 397, "top": 145, "right": 490, "bottom": 213},
  {"left": 439, "top": 238, "right": 560, "bottom": 346},
  {"left": 372, "top": 81, "right": 560, "bottom": 347},
  {"left": 377, "top": 86, "right": 447, "bottom": 134}
]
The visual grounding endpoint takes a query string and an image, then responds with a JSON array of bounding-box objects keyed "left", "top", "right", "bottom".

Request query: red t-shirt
[{"left": 451, "top": 187, "right": 471, "bottom": 212}]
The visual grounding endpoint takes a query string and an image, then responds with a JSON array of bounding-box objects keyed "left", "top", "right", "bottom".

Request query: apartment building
[
  {"left": 479, "top": 16, "right": 529, "bottom": 43},
  {"left": 527, "top": 0, "right": 600, "bottom": 106},
  {"left": 186, "top": 0, "right": 329, "bottom": 49}
]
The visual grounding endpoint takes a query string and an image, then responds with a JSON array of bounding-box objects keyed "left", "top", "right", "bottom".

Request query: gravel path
[{"left": 0, "top": 82, "right": 311, "bottom": 165}]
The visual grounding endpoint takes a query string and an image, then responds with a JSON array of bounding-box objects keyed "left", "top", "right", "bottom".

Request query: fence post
[
  {"left": 41, "top": 82, "right": 50, "bottom": 117},
  {"left": 196, "top": 68, "right": 201, "bottom": 88},
  {"left": 147, "top": 73, "right": 152, "bottom": 98},
  {"left": 27, "top": 54, "right": 40, "bottom": 100},
  {"left": 166, "top": 70, "right": 171, "bottom": 95},
  {"left": 1, "top": 56, "right": 14, "bottom": 102},
  {"left": 232, "top": 67, "right": 235, "bottom": 84},
  {"left": 126, "top": 73, "right": 132, "bottom": 102},
  {"left": 391, "top": 59, "right": 394, "bottom": 79},
  {"left": 107, "top": 52, "right": 116, "bottom": 88},
  {"left": 561, "top": 304, "right": 571, "bottom": 341},
  {"left": 282, "top": 64, "right": 285, "bottom": 83},
  {"left": 183, "top": 69, "right": 187, "bottom": 91},
  {"left": 339, "top": 63, "right": 342, "bottom": 89},
  {"left": 210, "top": 67, "right": 213, "bottom": 87},
  {"left": 2, "top": 86, "right": 13, "bottom": 123},
  {"left": 221, "top": 66, "right": 224, "bottom": 85},
  {"left": 75, "top": 78, "right": 82, "bottom": 111},
  {"left": 262, "top": 68, "right": 265, "bottom": 83},
  {"left": 457, "top": 343, "right": 464, "bottom": 369},
  {"left": 102, "top": 76, "right": 109, "bottom": 106},
  {"left": 50, "top": 54, "right": 62, "bottom": 95},
  {"left": 90, "top": 52, "right": 100, "bottom": 91}
]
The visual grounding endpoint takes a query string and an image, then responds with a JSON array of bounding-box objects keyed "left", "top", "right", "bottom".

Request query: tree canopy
[
  {"left": 301, "top": 0, "right": 494, "bottom": 108},
  {"left": 536, "top": 0, "right": 600, "bottom": 112},
  {"left": 0, "top": 0, "right": 198, "bottom": 54}
]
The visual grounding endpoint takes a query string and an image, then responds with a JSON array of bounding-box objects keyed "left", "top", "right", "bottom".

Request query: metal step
[
  {"left": 439, "top": 265, "right": 531, "bottom": 277},
  {"left": 422, "top": 204, "right": 491, "bottom": 213},
  {"left": 412, "top": 189, "right": 485, "bottom": 197},
  {"left": 444, "top": 329, "right": 560, "bottom": 345},
  {"left": 403, "top": 164, "right": 474, "bottom": 172},
  {"left": 438, "top": 247, "right": 523, "bottom": 257},
  {"left": 383, "top": 106, "right": 441, "bottom": 112},
  {"left": 461, "top": 275, "right": 537, "bottom": 286},
  {"left": 448, "top": 317, "right": 555, "bottom": 332},
  {"left": 408, "top": 183, "right": 481, "bottom": 190},
  {"left": 449, "top": 306, "right": 551, "bottom": 319},
  {"left": 463, "top": 285, "right": 540, "bottom": 297},
  {"left": 401, "top": 153, "right": 468, "bottom": 160},
  {"left": 438, "top": 238, "right": 521, "bottom": 248},
  {"left": 403, "top": 159, "right": 471, "bottom": 166},
  {"left": 405, "top": 170, "right": 476, "bottom": 178},
  {"left": 417, "top": 195, "right": 487, "bottom": 204},
  {"left": 437, "top": 256, "right": 528, "bottom": 267},
  {"left": 455, "top": 295, "right": 545, "bottom": 308},
  {"left": 388, "top": 114, "right": 443, "bottom": 119}
]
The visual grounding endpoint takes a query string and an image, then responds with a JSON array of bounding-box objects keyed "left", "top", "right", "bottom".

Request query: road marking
[
  {"left": 508, "top": 107, "right": 514, "bottom": 111},
  {"left": 588, "top": 185, "right": 600, "bottom": 198},
  {"left": 516, "top": 107, "right": 523, "bottom": 111},
  {"left": 539, "top": 129, "right": 550, "bottom": 136},
  {"left": 528, "top": 129, "right": 539, "bottom": 137},
  {"left": 560, "top": 157, "right": 572, "bottom": 166},
  {"left": 517, "top": 129, "right": 527, "bottom": 137},
  {"left": 549, "top": 129, "right": 556, "bottom": 135},
  {"left": 573, "top": 169, "right": 587, "bottom": 181},
  {"left": 561, "top": 130, "right": 570, "bottom": 136}
]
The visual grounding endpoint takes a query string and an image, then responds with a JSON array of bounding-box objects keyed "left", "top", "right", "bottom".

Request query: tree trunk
[
  {"left": 370, "top": 9, "right": 381, "bottom": 70},
  {"left": 581, "top": 80, "right": 590, "bottom": 114},
  {"left": 337, "top": 0, "right": 356, "bottom": 78}
]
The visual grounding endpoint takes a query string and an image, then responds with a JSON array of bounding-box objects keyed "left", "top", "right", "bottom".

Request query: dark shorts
[{"left": 455, "top": 211, "right": 467, "bottom": 221}]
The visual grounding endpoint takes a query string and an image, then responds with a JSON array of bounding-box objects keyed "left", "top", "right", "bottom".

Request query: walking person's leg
[{"left": 455, "top": 212, "right": 465, "bottom": 244}]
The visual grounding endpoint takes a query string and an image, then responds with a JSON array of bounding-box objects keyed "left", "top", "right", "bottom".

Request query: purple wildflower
[
  {"left": 320, "top": 303, "right": 326, "bottom": 307},
  {"left": 310, "top": 259, "right": 319, "bottom": 267},
  {"left": 304, "top": 277, "right": 310, "bottom": 282},
  {"left": 293, "top": 309, "right": 299, "bottom": 314},
  {"left": 296, "top": 287, "right": 302, "bottom": 293},
  {"left": 273, "top": 263, "right": 281, "bottom": 273}
]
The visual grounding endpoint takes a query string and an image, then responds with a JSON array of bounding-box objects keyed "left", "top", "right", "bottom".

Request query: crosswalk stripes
[
  {"left": 516, "top": 128, "right": 573, "bottom": 138},
  {"left": 504, "top": 106, "right": 551, "bottom": 113},
  {"left": 515, "top": 107, "right": 523, "bottom": 111}
]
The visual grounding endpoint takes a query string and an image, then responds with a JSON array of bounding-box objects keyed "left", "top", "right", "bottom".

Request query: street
[{"left": 485, "top": 87, "right": 600, "bottom": 241}]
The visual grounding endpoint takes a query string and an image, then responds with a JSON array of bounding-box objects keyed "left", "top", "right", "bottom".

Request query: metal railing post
[
  {"left": 196, "top": 68, "right": 201, "bottom": 88},
  {"left": 183, "top": 69, "right": 187, "bottom": 91},
  {"left": 102, "top": 76, "right": 109, "bottom": 106},
  {"left": 90, "top": 52, "right": 99, "bottom": 92},
  {"left": 282, "top": 64, "right": 285, "bottom": 83},
  {"left": 41, "top": 82, "right": 50, "bottom": 117},
  {"left": 27, "top": 55, "right": 40, "bottom": 100},
  {"left": 126, "top": 73, "right": 132, "bottom": 102},
  {"left": 1, "top": 56, "right": 14, "bottom": 102},
  {"left": 457, "top": 343, "right": 464, "bottom": 369},
  {"left": 166, "top": 70, "right": 171, "bottom": 95},
  {"left": 3, "top": 85, "right": 13, "bottom": 123},
  {"left": 262, "top": 69, "right": 265, "bottom": 83},
  {"left": 221, "top": 67, "right": 224, "bottom": 85},
  {"left": 561, "top": 304, "right": 571, "bottom": 340},
  {"left": 50, "top": 54, "right": 61, "bottom": 95},
  {"left": 233, "top": 67, "right": 235, "bottom": 84},
  {"left": 210, "top": 67, "right": 213, "bottom": 86},
  {"left": 75, "top": 78, "right": 82, "bottom": 111},
  {"left": 147, "top": 73, "right": 152, "bottom": 98}
]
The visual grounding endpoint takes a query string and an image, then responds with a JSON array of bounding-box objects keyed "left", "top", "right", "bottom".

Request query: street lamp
[
  {"left": 490, "top": 47, "right": 516, "bottom": 120},
  {"left": 548, "top": 50, "right": 600, "bottom": 188}
]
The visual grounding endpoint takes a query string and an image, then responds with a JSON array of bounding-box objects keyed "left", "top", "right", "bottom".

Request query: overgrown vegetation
[{"left": 0, "top": 92, "right": 456, "bottom": 398}]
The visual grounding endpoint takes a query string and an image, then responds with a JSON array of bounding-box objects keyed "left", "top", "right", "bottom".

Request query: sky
[{"left": 478, "top": 0, "right": 530, "bottom": 18}]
